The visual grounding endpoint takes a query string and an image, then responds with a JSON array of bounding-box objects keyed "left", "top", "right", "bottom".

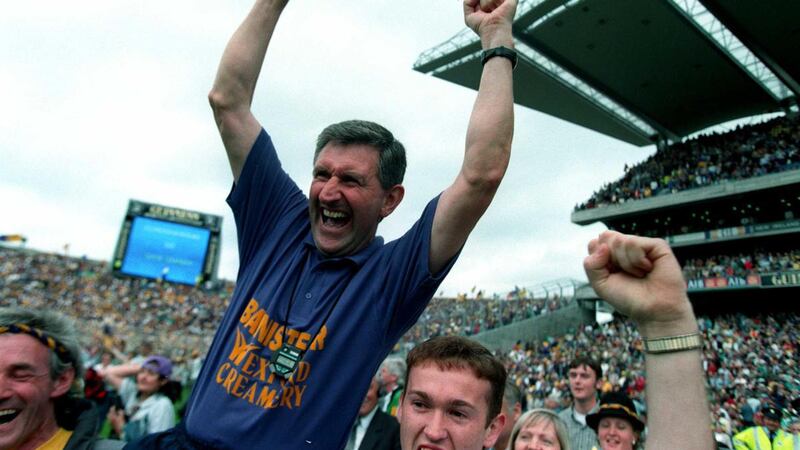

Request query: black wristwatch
[{"left": 481, "top": 46, "right": 518, "bottom": 69}]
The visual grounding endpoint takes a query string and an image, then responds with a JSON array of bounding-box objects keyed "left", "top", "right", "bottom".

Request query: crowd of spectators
[
  {"left": 0, "top": 247, "right": 232, "bottom": 374},
  {"left": 3, "top": 245, "right": 799, "bottom": 444},
  {"left": 0, "top": 247, "right": 574, "bottom": 357},
  {"left": 500, "top": 313, "right": 800, "bottom": 443},
  {"left": 682, "top": 249, "right": 800, "bottom": 280},
  {"left": 576, "top": 114, "right": 800, "bottom": 211},
  {"left": 398, "top": 292, "right": 570, "bottom": 349}
]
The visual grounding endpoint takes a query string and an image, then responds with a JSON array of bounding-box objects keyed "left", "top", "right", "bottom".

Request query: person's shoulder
[
  {"left": 153, "top": 393, "right": 175, "bottom": 407},
  {"left": 374, "top": 409, "right": 399, "bottom": 425},
  {"left": 370, "top": 410, "right": 400, "bottom": 440},
  {"left": 118, "top": 377, "right": 137, "bottom": 399}
]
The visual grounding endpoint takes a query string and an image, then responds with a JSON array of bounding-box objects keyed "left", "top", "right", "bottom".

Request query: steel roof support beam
[
  {"left": 414, "top": 23, "right": 666, "bottom": 143},
  {"left": 668, "top": 0, "right": 794, "bottom": 102},
  {"left": 510, "top": 35, "right": 660, "bottom": 141},
  {"left": 698, "top": 0, "right": 800, "bottom": 99},
  {"left": 511, "top": 28, "right": 680, "bottom": 142}
]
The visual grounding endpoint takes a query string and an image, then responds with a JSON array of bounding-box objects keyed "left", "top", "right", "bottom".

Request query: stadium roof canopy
[{"left": 413, "top": 0, "right": 799, "bottom": 147}]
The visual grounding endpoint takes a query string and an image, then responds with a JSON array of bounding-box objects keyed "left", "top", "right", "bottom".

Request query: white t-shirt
[{"left": 119, "top": 377, "right": 175, "bottom": 440}]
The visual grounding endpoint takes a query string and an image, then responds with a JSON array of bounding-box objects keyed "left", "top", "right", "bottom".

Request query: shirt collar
[
  {"left": 359, "top": 404, "right": 379, "bottom": 431},
  {"left": 302, "top": 231, "right": 384, "bottom": 268},
  {"left": 571, "top": 402, "right": 600, "bottom": 424}
]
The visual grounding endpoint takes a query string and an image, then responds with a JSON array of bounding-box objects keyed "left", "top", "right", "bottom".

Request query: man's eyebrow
[
  {"left": 5, "top": 362, "right": 44, "bottom": 373},
  {"left": 405, "top": 391, "right": 478, "bottom": 411},
  {"left": 447, "top": 399, "right": 477, "bottom": 411},
  {"left": 406, "top": 390, "right": 432, "bottom": 401},
  {"left": 340, "top": 171, "right": 366, "bottom": 182}
]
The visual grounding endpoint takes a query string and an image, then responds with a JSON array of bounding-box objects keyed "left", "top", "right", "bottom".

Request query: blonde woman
[{"left": 509, "top": 409, "right": 571, "bottom": 450}]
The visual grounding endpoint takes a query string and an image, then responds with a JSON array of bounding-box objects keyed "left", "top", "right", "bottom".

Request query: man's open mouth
[
  {"left": 322, "top": 209, "right": 349, "bottom": 227},
  {"left": 0, "top": 409, "right": 20, "bottom": 425}
]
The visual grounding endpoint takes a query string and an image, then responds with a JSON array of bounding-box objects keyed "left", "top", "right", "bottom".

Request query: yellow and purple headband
[{"left": 0, "top": 323, "right": 73, "bottom": 362}]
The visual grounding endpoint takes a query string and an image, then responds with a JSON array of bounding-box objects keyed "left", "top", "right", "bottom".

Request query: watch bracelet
[{"left": 644, "top": 332, "right": 702, "bottom": 354}]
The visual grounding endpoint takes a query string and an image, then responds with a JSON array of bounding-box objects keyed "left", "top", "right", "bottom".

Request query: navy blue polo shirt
[{"left": 183, "top": 129, "right": 458, "bottom": 449}]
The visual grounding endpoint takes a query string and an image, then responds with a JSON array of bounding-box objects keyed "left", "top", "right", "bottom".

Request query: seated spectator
[
  {"left": 682, "top": 249, "right": 800, "bottom": 281},
  {"left": 0, "top": 306, "right": 123, "bottom": 450},
  {"left": 509, "top": 409, "right": 571, "bottom": 450},
  {"left": 101, "top": 356, "right": 177, "bottom": 441}
]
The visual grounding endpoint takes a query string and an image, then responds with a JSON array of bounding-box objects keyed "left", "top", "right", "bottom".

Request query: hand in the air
[
  {"left": 584, "top": 231, "right": 696, "bottom": 337},
  {"left": 463, "top": 0, "right": 517, "bottom": 47}
]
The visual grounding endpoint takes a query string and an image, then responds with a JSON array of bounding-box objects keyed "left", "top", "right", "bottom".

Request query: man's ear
[
  {"left": 380, "top": 185, "right": 405, "bottom": 219},
  {"left": 50, "top": 367, "right": 75, "bottom": 398},
  {"left": 513, "top": 402, "right": 522, "bottom": 423},
  {"left": 396, "top": 393, "right": 405, "bottom": 423},
  {"left": 483, "top": 413, "right": 506, "bottom": 449}
]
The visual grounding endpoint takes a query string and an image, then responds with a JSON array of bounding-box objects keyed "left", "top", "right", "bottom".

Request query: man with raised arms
[{"left": 127, "top": 0, "right": 518, "bottom": 448}]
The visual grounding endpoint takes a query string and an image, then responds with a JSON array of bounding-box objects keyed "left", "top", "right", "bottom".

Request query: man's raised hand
[
  {"left": 583, "top": 231, "right": 697, "bottom": 337},
  {"left": 463, "top": 0, "right": 517, "bottom": 47}
]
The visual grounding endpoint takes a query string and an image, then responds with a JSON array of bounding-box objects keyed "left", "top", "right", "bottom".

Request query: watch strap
[
  {"left": 481, "top": 46, "right": 518, "bottom": 69},
  {"left": 644, "top": 333, "right": 703, "bottom": 354}
]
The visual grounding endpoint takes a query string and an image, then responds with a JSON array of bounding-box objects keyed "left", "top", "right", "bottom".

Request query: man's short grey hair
[
  {"left": 503, "top": 379, "right": 522, "bottom": 412},
  {"left": 315, "top": 119, "right": 407, "bottom": 190},
  {"left": 0, "top": 307, "right": 84, "bottom": 395},
  {"left": 381, "top": 356, "right": 407, "bottom": 386}
]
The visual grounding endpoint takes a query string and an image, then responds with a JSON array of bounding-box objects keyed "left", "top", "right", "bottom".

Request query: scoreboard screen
[
  {"left": 121, "top": 217, "right": 211, "bottom": 285},
  {"left": 113, "top": 200, "right": 222, "bottom": 285}
]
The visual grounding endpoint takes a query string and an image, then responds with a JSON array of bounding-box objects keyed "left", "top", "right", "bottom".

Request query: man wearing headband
[{"left": 0, "top": 307, "right": 123, "bottom": 450}]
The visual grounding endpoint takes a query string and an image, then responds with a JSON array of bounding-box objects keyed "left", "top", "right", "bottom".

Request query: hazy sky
[{"left": 0, "top": 0, "right": 651, "bottom": 296}]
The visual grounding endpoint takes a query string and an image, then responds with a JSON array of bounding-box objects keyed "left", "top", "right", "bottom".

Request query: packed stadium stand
[
  {"left": 0, "top": 246, "right": 573, "bottom": 357},
  {"left": 571, "top": 113, "right": 800, "bottom": 313},
  {"left": 0, "top": 247, "right": 231, "bottom": 363},
  {"left": 575, "top": 115, "right": 800, "bottom": 212}
]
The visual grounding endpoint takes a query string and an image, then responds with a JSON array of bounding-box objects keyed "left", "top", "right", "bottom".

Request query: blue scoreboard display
[{"left": 112, "top": 200, "right": 222, "bottom": 285}]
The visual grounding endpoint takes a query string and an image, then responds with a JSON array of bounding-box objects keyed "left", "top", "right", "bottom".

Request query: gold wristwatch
[{"left": 644, "top": 333, "right": 702, "bottom": 354}]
